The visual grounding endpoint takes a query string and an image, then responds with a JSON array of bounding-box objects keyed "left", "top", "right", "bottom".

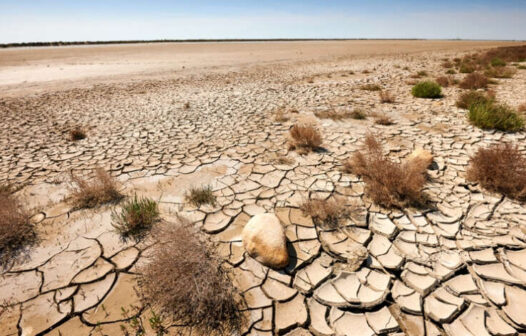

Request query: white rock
[{"left": 242, "top": 213, "right": 289, "bottom": 269}]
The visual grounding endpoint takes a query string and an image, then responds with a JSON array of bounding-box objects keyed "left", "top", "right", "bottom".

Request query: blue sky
[{"left": 1, "top": 0, "right": 526, "bottom": 43}]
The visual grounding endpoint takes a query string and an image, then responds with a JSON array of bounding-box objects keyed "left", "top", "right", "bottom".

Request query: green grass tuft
[
  {"left": 412, "top": 81, "right": 442, "bottom": 99},
  {"left": 468, "top": 102, "right": 524, "bottom": 132},
  {"left": 112, "top": 195, "right": 160, "bottom": 241}
]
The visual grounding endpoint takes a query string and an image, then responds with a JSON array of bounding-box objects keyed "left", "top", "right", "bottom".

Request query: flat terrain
[
  {"left": 0, "top": 40, "right": 518, "bottom": 96},
  {"left": 0, "top": 40, "right": 526, "bottom": 336}
]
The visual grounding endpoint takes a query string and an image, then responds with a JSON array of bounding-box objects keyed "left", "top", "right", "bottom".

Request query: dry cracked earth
[{"left": 1, "top": 45, "right": 526, "bottom": 336}]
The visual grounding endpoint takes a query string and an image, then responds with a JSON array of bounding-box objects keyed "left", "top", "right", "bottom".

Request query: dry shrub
[
  {"left": 467, "top": 143, "right": 526, "bottom": 201},
  {"left": 375, "top": 115, "right": 395, "bottom": 125},
  {"left": 379, "top": 90, "right": 395, "bottom": 103},
  {"left": 112, "top": 195, "right": 159, "bottom": 241},
  {"left": 70, "top": 168, "right": 123, "bottom": 209},
  {"left": 459, "top": 72, "right": 488, "bottom": 90},
  {"left": 518, "top": 103, "right": 526, "bottom": 113},
  {"left": 267, "top": 152, "right": 295, "bottom": 165},
  {"left": 351, "top": 109, "right": 367, "bottom": 120},
  {"left": 183, "top": 102, "right": 191, "bottom": 109},
  {"left": 345, "top": 135, "right": 428, "bottom": 208},
  {"left": 300, "top": 197, "right": 348, "bottom": 229},
  {"left": 140, "top": 223, "right": 241, "bottom": 335},
  {"left": 69, "top": 126, "right": 86, "bottom": 141},
  {"left": 274, "top": 107, "right": 290, "bottom": 122},
  {"left": 435, "top": 76, "right": 452, "bottom": 87},
  {"left": 485, "top": 66, "right": 516, "bottom": 79},
  {"left": 185, "top": 185, "right": 216, "bottom": 206},
  {"left": 442, "top": 61, "right": 454, "bottom": 68},
  {"left": 288, "top": 124, "right": 322, "bottom": 153},
  {"left": 361, "top": 83, "right": 382, "bottom": 91},
  {"left": 0, "top": 191, "right": 35, "bottom": 267},
  {"left": 314, "top": 108, "right": 356, "bottom": 121},
  {"left": 456, "top": 91, "right": 494, "bottom": 110}
]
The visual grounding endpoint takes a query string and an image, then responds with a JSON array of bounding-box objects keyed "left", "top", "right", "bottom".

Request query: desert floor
[{"left": 1, "top": 40, "right": 526, "bottom": 336}]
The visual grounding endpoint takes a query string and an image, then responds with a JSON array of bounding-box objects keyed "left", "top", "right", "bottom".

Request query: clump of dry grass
[
  {"left": 140, "top": 223, "right": 242, "bottom": 335},
  {"left": 0, "top": 191, "right": 35, "bottom": 267},
  {"left": 351, "top": 109, "right": 367, "bottom": 120},
  {"left": 344, "top": 135, "right": 428, "bottom": 208},
  {"left": 485, "top": 66, "right": 517, "bottom": 79},
  {"left": 112, "top": 195, "right": 160, "bottom": 241},
  {"left": 314, "top": 108, "right": 357, "bottom": 121},
  {"left": 459, "top": 72, "right": 488, "bottom": 90},
  {"left": 274, "top": 109, "right": 289, "bottom": 122},
  {"left": 410, "top": 70, "right": 428, "bottom": 78},
  {"left": 379, "top": 90, "right": 395, "bottom": 103},
  {"left": 288, "top": 124, "right": 322, "bottom": 153},
  {"left": 361, "top": 83, "right": 382, "bottom": 91},
  {"left": 183, "top": 102, "right": 191, "bottom": 109},
  {"left": 70, "top": 168, "right": 123, "bottom": 209},
  {"left": 374, "top": 115, "right": 395, "bottom": 126},
  {"left": 69, "top": 126, "right": 86, "bottom": 141},
  {"left": 518, "top": 103, "right": 526, "bottom": 113},
  {"left": 467, "top": 143, "right": 526, "bottom": 201},
  {"left": 185, "top": 185, "right": 216, "bottom": 207},
  {"left": 300, "top": 197, "right": 348, "bottom": 229},
  {"left": 435, "top": 76, "right": 452, "bottom": 87},
  {"left": 267, "top": 152, "right": 295, "bottom": 165}
]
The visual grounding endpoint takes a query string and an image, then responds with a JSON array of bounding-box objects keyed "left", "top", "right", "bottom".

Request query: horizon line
[{"left": 2, "top": 38, "right": 526, "bottom": 49}]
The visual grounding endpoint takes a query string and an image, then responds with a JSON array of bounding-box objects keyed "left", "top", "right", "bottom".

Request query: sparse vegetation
[
  {"left": 435, "top": 76, "right": 452, "bottom": 87},
  {"left": 288, "top": 124, "right": 322, "bottom": 153},
  {"left": 445, "top": 69, "right": 456, "bottom": 75},
  {"left": 485, "top": 66, "right": 516, "bottom": 79},
  {"left": 459, "top": 72, "right": 488, "bottom": 90},
  {"left": 300, "top": 197, "right": 348, "bottom": 228},
  {"left": 267, "top": 152, "right": 295, "bottom": 165},
  {"left": 375, "top": 115, "right": 395, "bottom": 125},
  {"left": 411, "top": 81, "right": 442, "bottom": 98},
  {"left": 467, "top": 143, "right": 526, "bottom": 201},
  {"left": 0, "top": 190, "right": 35, "bottom": 267},
  {"left": 314, "top": 108, "right": 354, "bottom": 120},
  {"left": 344, "top": 134, "right": 428, "bottom": 208},
  {"left": 140, "top": 223, "right": 241, "bottom": 335},
  {"left": 490, "top": 57, "right": 506, "bottom": 67},
  {"left": 361, "top": 83, "right": 382, "bottom": 91},
  {"left": 459, "top": 63, "right": 475, "bottom": 74},
  {"left": 70, "top": 168, "right": 123, "bottom": 209},
  {"left": 351, "top": 109, "right": 367, "bottom": 120},
  {"left": 69, "top": 126, "right": 86, "bottom": 141},
  {"left": 468, "top": 102, "right": 524, "bottom": 132},
  {"left": 274, "top": 108, "right": 290, "bottom": 122},
  {"left": 185, "top": 185, "right": 216, "bottom": 207},
  {"left": 456, "top": 91, "right": 494, "bottom": 110},
  {"left": 379, "top": 90, "right": 395, "bottom": 103},
  {"left": 518, "top": 103, "right": 526, "bottom": 113},
  {"left": 112, "top": 195, "right": 159, "bottom": 240}
]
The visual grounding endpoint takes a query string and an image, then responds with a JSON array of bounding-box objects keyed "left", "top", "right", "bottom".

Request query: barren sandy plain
[{"left": 1, "top": 40, "right": 526, "bottom": 335}]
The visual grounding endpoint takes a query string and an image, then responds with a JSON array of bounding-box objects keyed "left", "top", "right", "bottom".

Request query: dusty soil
[
  {"left": 0, "top": 40, "right": 526, "bottom": 336},
  {"left": 0, "top": 40, "right": 518, "bottom": 97}
]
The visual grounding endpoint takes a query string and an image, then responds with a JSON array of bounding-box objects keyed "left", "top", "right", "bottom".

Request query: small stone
[{"left": 242, "top": 213, "right": 289, "bottom": 269}]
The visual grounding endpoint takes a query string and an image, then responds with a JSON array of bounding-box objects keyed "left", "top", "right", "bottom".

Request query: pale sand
[{"left": 0, "top": 40, "right": 520, "bottom": 96}]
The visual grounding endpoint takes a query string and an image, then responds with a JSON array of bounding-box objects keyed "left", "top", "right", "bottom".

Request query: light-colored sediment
[{"left": 0, "top": 40, "right": 526, "bottom": 335}]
